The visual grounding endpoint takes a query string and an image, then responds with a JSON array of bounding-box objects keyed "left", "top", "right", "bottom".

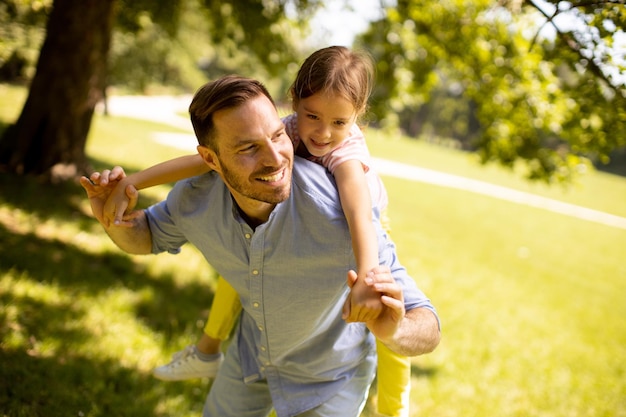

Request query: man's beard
[{"left": 219, "top": 159, "right": 291, "bottom": 205}]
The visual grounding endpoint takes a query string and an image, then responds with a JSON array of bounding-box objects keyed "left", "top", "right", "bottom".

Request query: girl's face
[{"left": 295, "top": 92, "right": 358, "bottom": 158}]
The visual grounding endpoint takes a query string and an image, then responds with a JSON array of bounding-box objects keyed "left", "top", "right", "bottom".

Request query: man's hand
[
  {"left": 80, "top": 166, "right": 152, "bottom": 255},
  {"left": 80, "top": 166, "right": 133, "bottom": 227},
  {"left": 343, "top": 266, "right": 405, "bottom": 341},
  {"left": 346, "top": 266, "right": 441, "bottom": 356}
]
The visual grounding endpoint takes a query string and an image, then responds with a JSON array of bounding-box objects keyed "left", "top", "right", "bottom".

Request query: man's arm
[
  {"left": 80, "top": 168, "right": 153, "bottom": 255},
  {"left": 382, "top": 307, "right": 440, "bottom": 357},
  {"left": 103, "top": 209, "right": 153, "bottom": 255},
  {"left": 348, "top": 267, "right": 441, "bottom": 356}
]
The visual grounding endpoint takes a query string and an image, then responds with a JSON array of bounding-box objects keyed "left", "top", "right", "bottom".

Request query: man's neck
[{"left": 232, "top": 197, "right": 275, "bottom": 229}]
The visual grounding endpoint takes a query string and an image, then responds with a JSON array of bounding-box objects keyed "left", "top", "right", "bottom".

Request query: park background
[{"left": 1, "top": 1, "right": 625, "bottom": 416}]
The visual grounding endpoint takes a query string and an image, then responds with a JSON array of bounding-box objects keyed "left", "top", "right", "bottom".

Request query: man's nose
[{"left": 261, "top": 141, "right": 282, "bottom": 165}]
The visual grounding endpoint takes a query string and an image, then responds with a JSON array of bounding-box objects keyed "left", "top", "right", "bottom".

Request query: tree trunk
[{"left": 0, "top": 0, "right": 116, "bottom": 180}]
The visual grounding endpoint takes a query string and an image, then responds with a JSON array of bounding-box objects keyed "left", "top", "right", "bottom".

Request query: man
[{"left": 81, "top": 75, "right": 440, "bottom": 417}]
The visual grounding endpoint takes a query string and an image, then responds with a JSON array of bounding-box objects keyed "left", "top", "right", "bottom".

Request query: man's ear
[{"left": 197, "top": 145, "right": 220, "bottom": 172}]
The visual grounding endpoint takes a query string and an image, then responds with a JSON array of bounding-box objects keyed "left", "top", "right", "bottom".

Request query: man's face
[{"left": 197, "top": 95, "right": 294, "bottom": 221}]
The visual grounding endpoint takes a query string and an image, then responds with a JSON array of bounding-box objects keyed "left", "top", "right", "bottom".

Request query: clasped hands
[
  {"left": 80, "top": 166, "right": 138, "bottom": 228},
  {"left": 343, "top": 267, "right": 405, "bottom": 340}
]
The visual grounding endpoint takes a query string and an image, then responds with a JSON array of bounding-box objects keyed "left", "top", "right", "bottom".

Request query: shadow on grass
[
  {"left": 0, "top": 167, "right": 216, "bottom": 330},
  {"left": 0, "top": 221, "right": 217, "bottom": 332},
  {"left": 0, "top": 170, "right": 217, "bottom": 416},
  {"left": 0, "top": 349, "right": 209, "bottom": 417},
  {"left": 0, "top": 157, "right": 155, "bottom": 223},
  {"left": 410, "top": 363, "right": 438, "bottom": 378}
]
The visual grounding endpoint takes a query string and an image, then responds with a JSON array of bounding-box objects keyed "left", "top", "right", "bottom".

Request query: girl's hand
[
  {"left": 362, "top": 266, "right": 405, "bottom": 342},
  {"left": 103, "top": 179, "right": 139, "bottom": 227},
  {"left": 343, "top": 270, "right": 384, "bottom": 322},
  {"left": 79, "top": 166, "right": 127, "bottom": 227}
]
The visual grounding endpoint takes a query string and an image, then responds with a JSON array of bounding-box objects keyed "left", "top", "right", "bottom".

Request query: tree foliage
[
  {"left": 0, "top": 0, "right": 51, "bottom": 81},
  {"left": 0, "top": 0, "right": 321, "bottom": 179},
  {"left": 360, "top": 0, "right": 626, "bottom": 182},
  {"left": 108, "top": 0, "right": 319, "bottom": 93}
]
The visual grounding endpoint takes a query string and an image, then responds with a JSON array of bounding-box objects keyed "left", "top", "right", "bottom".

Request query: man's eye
[{"left": 240, "top": 145, "right": 256, "bottom": 153}]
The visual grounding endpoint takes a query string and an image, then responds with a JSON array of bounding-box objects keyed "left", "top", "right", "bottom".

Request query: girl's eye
[{"left": 307, "top": 113, "right": 319, "bottom": 120}]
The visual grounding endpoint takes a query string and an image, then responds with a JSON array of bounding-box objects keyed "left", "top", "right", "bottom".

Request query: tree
[
  {"left": 0, "top": 0, "right": 321, "bottom": 181},
  {"left": 359, "top": 0, "right": 626, "bottom": 182},
  {"left": 0, "top": 0, "right": 115, "bottom": 179}
]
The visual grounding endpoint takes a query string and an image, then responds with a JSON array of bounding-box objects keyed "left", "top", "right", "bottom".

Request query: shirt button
[
  {"left": 245, "top": 233, "right": 251, "bottom": 239},
  {"left": 258, "top": 325, "right": 264, "bottom": 331},
  {"left": 253, "top": 302, "right": 260, "bottom": 308},
  {"left": 252, "top": 270, "right": 259, "bottom": 275},
  {"left": 260, "top": 346, "right": 266, "bottom": 352}
]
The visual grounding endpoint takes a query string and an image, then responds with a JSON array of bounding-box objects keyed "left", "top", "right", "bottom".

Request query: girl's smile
[{"left": 295, "top": 92, "right": 358, "bottom": 158}]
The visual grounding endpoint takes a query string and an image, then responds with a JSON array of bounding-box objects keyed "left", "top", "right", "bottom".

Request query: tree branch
[{"left": 525, "top": 0, "right": 624, "bottom": 94}]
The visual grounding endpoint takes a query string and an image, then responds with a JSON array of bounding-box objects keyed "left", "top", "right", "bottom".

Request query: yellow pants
[
  {"left": 203, "top": 277, "right": 242, "bottom": 340},
  {"left": 375, "top": 340, "right": 411, "bottom": 416},
  {"left": 204, "top": 275, "right": 410, "bottom": 416}
]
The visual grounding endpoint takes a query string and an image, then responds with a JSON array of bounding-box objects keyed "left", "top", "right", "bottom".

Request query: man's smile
[{"left": 257, "top": 168, "right": 286, "bottom": 183}]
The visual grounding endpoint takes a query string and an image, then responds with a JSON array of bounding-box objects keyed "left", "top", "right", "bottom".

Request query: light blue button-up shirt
[{"left": 146, "top": 157, "right": 436, "bottom": 416}]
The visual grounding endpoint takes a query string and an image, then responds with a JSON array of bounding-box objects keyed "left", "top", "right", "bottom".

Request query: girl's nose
[{"left": 315, "top": 124, "right": 331, "bottom": 140}]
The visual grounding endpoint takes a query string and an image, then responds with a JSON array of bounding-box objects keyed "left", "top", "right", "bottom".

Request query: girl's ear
[{"left": 197, "top": 145, "right": 220, "bottom": 172}]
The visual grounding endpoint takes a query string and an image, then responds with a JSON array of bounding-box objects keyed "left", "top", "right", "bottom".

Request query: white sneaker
[{"left": 153, "top": 345, "right": 224, "bottom": 381}]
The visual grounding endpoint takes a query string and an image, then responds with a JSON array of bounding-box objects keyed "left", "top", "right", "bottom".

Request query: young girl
[{"left": 105, "top": 46, "right": 411, "bottom": 417}]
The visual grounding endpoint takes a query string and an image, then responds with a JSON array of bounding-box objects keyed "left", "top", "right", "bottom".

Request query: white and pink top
[{"left": 283, "top": 113, "right": 388, "bottom": 210}]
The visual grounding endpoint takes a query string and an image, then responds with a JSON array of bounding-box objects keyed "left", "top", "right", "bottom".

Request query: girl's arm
[
  {"left": 334, "top": 160, "right": 385, "bottom": 322},
  {"left": 104, "top": 154, "right": 209, "bottom": 225}
]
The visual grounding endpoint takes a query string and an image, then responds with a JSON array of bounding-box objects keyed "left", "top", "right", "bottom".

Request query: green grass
[
  {"left": 384, "top": 178, "right": 626, "bottom": 416},
  {"left": 1, "top": 83, "right": 625, "bottom": 416},
  {"left": 365, "top": 128, "right": 626, "bottom": 219}
]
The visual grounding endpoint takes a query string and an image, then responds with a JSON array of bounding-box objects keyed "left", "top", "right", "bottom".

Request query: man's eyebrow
[
  {"left": 230, "top": 137, "right": 257, "bottom": 148},
  {"left": 229, "top": 124, "right": 285, "bottom": 148}
]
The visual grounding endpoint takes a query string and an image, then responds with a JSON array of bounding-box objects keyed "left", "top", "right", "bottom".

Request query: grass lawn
[{"left": 1, "top": 84, "right": 625, "bottom": 416}]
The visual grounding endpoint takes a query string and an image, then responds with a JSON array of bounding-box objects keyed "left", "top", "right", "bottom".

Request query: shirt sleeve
[
  {"left": 321, "top": 124, "right": 372, "bottom": 175},
  {"left": 145, "top": 181, "right": 190, "bottom": 255},
  {"left": 283, "top": 113, "right": 300, "bottom": 150},
  {"left": 375, "top": 218, "right": 438, "bottom": 317}
]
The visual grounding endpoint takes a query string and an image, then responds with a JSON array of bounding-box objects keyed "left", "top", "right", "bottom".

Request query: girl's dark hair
[{"left": 289, "top": 46, "right": 374, "bottom": 116}]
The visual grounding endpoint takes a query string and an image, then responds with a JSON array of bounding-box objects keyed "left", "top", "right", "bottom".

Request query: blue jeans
[{"left": 203, "top": 335, "right": 376, "bottom": 417}]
